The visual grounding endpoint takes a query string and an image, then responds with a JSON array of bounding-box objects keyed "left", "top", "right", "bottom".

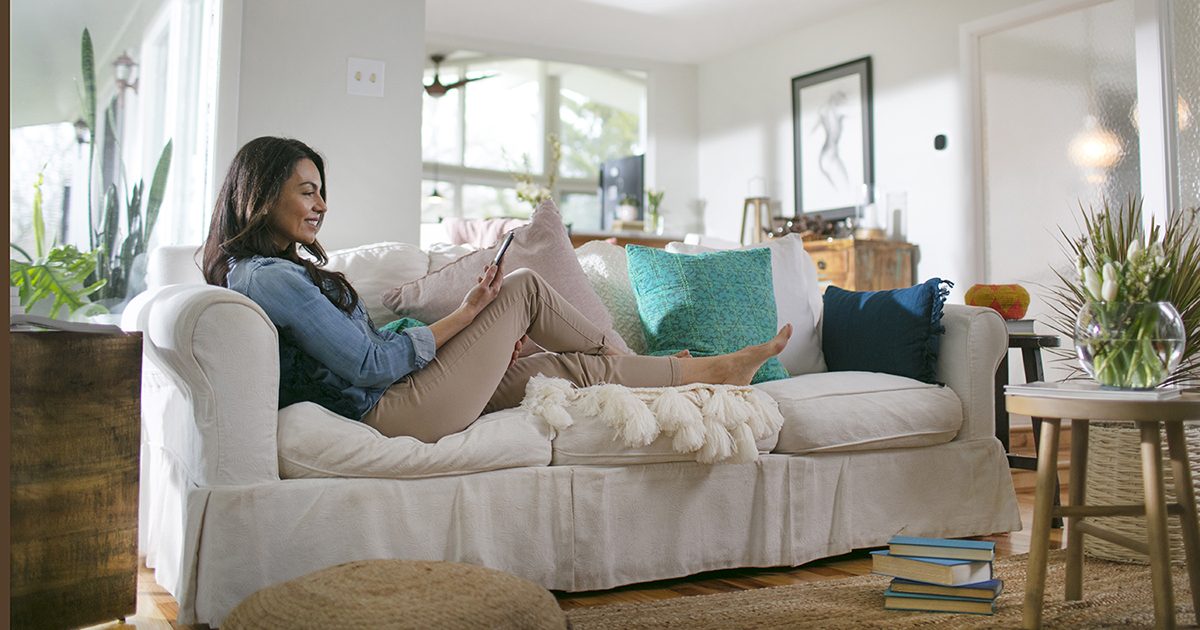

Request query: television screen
[{"left": 599, "top": 155, "right": 643, "bottom": 229}]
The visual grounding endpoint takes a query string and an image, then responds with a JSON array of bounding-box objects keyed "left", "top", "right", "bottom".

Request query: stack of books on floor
[{"left": 870, "top": 536, "right": 1002, "bottom": 615}]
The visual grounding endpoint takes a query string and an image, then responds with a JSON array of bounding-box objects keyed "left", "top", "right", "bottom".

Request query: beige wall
[
  {"left": 696, "top": 0, "right": 1042, "bottom": 298},
  {"left": 216, "top": 0, "right": 426, "bottom": 249}
]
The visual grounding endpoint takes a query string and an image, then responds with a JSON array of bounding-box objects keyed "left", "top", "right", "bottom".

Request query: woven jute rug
[{"left": 565, "top": 551, "right": 1196, "bottom": 629}]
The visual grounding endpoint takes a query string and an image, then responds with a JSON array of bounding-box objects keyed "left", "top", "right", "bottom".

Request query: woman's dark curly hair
[{"left": 202, "top": 136, "right": 358, "bottom": 314}]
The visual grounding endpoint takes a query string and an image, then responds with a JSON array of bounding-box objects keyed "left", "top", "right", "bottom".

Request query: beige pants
[{"left": 363, "top": 268, "right": 682, "bottom": 442}]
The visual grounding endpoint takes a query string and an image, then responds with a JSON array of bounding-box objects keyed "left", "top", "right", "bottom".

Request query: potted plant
[
  {"left": 10, "top": 170, "right": 106, "bottom": 319},
  {"left": 79, "top": 28, "right": 173, "bottom": 312},
  {"left": 644, "top": 189, "right": 664, "bottom": 233},
  {"left": 1046, "top": 197, "right": 1199, "bottom": 387}
]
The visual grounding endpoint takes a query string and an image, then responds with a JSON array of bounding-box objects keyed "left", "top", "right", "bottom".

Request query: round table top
[{"left": 1006, "top": 390, "right": 1200, "bottom": 422}]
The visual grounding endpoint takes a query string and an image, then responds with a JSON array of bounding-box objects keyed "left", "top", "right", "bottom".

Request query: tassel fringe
[{"left": 522, "top": 375, "right": 782, "bottom": 464}]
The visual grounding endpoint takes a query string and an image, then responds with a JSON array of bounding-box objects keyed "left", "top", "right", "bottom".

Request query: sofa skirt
[{"left": 151, "top": 437, "right": 1020, "bottom": 627}]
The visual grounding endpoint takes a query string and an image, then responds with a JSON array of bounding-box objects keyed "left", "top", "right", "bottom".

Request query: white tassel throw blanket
[{"left": 521, "top": 376, "right": 785, "bottom": 464}]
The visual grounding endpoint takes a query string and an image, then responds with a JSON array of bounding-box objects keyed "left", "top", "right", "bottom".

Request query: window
[
  {"left": 422, "top": 52, "right": 646, "bottom": 229},
  {"left": 8, "top": 0, "right": 221, "bottom": 261}
]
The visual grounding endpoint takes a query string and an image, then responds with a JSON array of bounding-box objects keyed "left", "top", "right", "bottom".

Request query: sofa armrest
[
  {"left": 129, "top": 284, "right": 281, "bottom": 487},
  {"left": 936, "top": 304, "right": 1007, "bottom": 442}
]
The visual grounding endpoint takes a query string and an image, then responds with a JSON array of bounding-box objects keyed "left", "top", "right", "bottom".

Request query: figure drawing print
[{"left": 800, "top": 74, "right": 864, "bottom": 214}]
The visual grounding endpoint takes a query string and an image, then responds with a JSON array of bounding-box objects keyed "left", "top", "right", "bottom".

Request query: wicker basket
[{"left": 1083, "top": 421, "right": 1200, "bottom": 565}]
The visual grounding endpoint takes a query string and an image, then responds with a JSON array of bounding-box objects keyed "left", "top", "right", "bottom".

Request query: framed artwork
[{"left": 791, "top": 56, "right": 874, "bottom": 220}]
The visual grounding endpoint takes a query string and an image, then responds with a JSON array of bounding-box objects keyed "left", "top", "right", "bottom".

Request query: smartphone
[{"left": 491, "top": 231, "right": 515, "bottom": 267}]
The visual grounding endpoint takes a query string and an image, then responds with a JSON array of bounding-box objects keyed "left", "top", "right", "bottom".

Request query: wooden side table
[
  {"left": 1005, "top": 391, "right": 1200, "bottom": 630},
  {"left": 10, "top": 330, "right": 142, "bottom": 630},
  {"left": 995, "top": 334, "right": 1063, "bottom": 526}
]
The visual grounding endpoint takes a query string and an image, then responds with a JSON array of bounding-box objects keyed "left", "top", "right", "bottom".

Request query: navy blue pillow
[{"left": 821, "top": 278, "right": 952, "bottom": 383}]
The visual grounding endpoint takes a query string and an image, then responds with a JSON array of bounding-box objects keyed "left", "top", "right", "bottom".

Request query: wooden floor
[{"left": 83, "top": 466, "right": 1066, "bottom": 630}]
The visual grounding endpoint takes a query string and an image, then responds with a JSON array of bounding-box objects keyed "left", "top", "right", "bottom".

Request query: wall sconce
[
  {"left": 73, "top": 118, "right": 90, "bottom": 145},
  {"left": 113, "top": 53, "right": 139, "bottom": 95},
  {"left": 1129, "top": 96, "right": 1192, "bottom": 132}
]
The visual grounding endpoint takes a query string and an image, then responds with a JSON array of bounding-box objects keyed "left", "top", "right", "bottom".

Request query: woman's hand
[
  {"left": 428, "top": 264, "right": 504, "bottom": 349},
  {"left": 510, "top": 334, "right": 529, "bottom": 368},
  {"left": 461, "top": 264, "right": 503, "bottom": 317}
]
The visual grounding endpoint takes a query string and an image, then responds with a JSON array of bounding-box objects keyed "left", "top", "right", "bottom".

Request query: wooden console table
[
  {"left": 801, "top": 238, "right": 918, "bottom": 291},
  {"left": 568, "top": 230, "right": 685, "bottom": 249},
  {"left": 10, "top": 330, "right": 142, "bottom": 630}
]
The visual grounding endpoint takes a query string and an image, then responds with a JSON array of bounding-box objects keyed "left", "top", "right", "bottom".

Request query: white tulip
[
  {"left": 1102, "top": 262, "right": 1118, "bottom": 283},
  {"left": 1102, "top": 278, "right": 1118, "bottom": 302},
  {"left": 1127, "top": 239, "right": 1143, "bottom": 261},
  {"left": 1084, "top": 267, "right": 1103, "bottom": 300}
]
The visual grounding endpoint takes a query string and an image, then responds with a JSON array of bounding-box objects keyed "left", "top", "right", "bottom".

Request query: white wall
[
  {"left": 425, "top": 32, "right": 701, "bottom": 235},
  {"left": 215, "top": 0, "right": 425, "bottom": 249},
  {"left": 697, "top": 0, "right": 1041, "bottom": 297}
]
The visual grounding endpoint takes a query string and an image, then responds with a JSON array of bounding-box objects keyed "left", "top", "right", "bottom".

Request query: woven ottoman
[{"left": 223, "top": 559, "right": 571, "bottom": 630}]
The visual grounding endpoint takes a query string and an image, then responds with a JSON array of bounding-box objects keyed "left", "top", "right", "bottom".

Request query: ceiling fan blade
[{"left": 444, "top": 74, "right": 497, "bottom": 91}]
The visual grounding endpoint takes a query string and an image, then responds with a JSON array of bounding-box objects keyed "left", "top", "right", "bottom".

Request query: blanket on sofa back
[{"left": 521, "top": 376, "right": 785, "bottom": 464}]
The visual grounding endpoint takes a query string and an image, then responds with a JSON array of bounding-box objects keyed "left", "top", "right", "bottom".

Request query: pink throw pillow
[{"left": 381, "top": 199, "right": 632, "bottom": 354}]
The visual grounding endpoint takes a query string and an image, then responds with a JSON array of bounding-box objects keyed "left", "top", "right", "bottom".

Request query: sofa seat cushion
[
  {"left": 278, "top": 403, "right": 552, "bottom": 479},
  {"left": 755, "top": 371, "right": 963, "bottom": 455}
]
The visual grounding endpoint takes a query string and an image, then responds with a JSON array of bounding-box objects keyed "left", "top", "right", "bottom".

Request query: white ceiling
[
  {"left": 10, "top": 0, "right": 879, "bottom": 128},
  {"left": 426, "top": 0, "right": 888, "bottom": 64}
]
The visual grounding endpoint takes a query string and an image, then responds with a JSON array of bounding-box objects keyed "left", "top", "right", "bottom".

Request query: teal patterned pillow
[
  {"left": 625, "top": 245, "right": 788, "bottom": 384},
  {"left": 379, "top": 317, "right": 426, "bottom": 334}
]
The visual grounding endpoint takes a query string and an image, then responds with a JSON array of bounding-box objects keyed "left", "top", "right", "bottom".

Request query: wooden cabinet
[
  {"left": 802, "top": 238, "right": 918, "bottom": 292},
  {"left": 10, "top": 331, "right": 142, "bottom": 630}
]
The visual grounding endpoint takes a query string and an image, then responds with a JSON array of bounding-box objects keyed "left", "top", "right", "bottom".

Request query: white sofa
[{"left": 125, "top": 239, "right": 1020, "bottom": 627}]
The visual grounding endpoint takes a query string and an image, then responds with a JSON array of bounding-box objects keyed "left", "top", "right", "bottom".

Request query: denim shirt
[{"left": 227, "top": 256, "right": 436, "bottom": 420}]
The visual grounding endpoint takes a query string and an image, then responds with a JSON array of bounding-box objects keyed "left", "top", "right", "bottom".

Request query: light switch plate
[{"left": 347, "top": 58, "right": 385, "bottom": 98}]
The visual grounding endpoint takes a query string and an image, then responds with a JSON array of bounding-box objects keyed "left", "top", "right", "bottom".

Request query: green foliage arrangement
[
  {"left": 80, "top": 28, "right": 174, "bottom": 304},
  {"left": 1045, "top": 197, "right": 1200, "bottom": 386},
  {"left": 10, "top": 171, "right": 106, "bottom": 319}
]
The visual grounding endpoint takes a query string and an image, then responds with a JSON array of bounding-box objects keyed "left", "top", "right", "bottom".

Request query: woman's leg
[{"left": 363, "top": 269, "right": 637, "bottom": 441}]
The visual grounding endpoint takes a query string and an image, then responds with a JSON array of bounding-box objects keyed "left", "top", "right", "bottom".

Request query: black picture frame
[{"left": 791, "top": 56, "right": 873, "bottom": 221}]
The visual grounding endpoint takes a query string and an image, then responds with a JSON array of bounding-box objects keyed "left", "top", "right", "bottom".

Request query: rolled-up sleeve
[
  {"left": 237, "top": 259, "right": 430, "bottom": 388},
  {"left": 402, "top": 327, "right": 436, "bottom": 369}
]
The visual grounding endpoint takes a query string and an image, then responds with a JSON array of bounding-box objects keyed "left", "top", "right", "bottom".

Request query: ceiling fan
[{"left": 424, "top": 54, "right": 496, "bottom": 98}]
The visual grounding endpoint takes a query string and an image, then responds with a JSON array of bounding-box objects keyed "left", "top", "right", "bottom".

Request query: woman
[{"left": 203, "top": 136, "right": 791, "bottom": 443}]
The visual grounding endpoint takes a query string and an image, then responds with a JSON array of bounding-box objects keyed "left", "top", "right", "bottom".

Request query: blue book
[
  {"left": 870, "top": 550, "right": 993, "bottom": 586},
  {"left": 887, "top": 536, "right": 995, "bottom": 561},
  {"left": 889, "top": 577, "right": 1003, "bottom": 600},
  {"left": 883, "top": 589, "right": 996, "bottom": 615}
]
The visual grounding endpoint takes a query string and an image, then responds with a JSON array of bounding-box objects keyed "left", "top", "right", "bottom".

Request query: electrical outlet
[{"left": 347, "top": 58, "right": 385, "bottom": 98}]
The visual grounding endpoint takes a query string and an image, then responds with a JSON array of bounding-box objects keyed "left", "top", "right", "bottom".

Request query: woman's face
[{"left": 267, "top": 158, "right": 326, "bottom": 250}]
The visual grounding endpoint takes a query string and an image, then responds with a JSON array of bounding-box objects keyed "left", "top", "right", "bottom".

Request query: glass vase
[{"left": 1074, "top": 301, "right": 1185, "bottom": 389}]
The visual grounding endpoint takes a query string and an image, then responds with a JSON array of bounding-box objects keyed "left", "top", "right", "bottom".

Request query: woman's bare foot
[{"left": 678, "top": 324, "right": 792, "bottom": 386}]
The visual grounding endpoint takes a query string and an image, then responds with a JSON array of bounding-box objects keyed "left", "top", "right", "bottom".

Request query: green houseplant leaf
[{"left": 143, "top": 140, "right": 172, "bottom": 244}]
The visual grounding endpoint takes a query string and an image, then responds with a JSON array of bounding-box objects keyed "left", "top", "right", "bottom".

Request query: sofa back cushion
[
  {"left": 665, "top": 234, "right": 826, "bottom": 376},
  {"left": 322, "top": 242, "right": 472, "bottom": 327},
  {"left": 575, "top": 240, "right": 647, "bottom": 355}
]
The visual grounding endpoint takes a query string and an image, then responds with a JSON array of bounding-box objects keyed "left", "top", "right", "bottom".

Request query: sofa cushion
[
  {"left": 322, "top": 242, "right": 432, "bottom": 327},
  {"left": 575, "top": 240, "right": 647, "bottom": 355},
  {"left": 755, "top": 371, "right": 963, "bottom": 454},
  {"left": 666, "top": 234, "right": 826, "bottom": 376},
  {"left": 822, "top": 278, "right": 951, "bottom": 384},
  {"left": 626, "top": 245, "right": 788, "bottom": 384},
  {"left": 381, "top": 199, "right": 632, "bottom": 354},
  {"left": 278, "top": 403, "right": 552, "bottom": 479}
]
